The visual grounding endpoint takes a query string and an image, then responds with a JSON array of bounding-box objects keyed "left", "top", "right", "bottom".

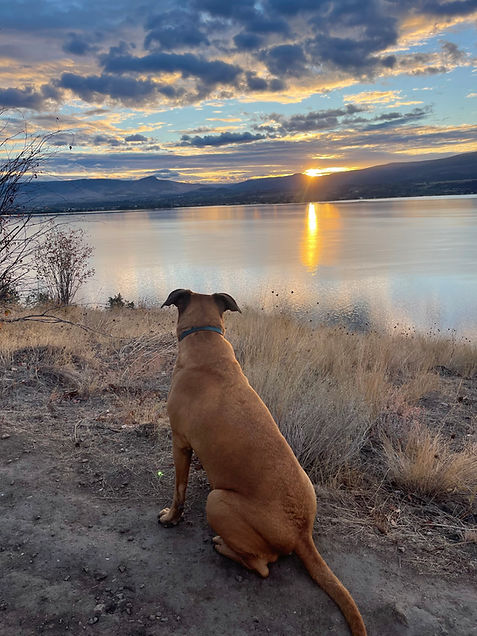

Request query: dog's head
[{"left": 162, "top": 289, "right": 241, "bottom": 337}]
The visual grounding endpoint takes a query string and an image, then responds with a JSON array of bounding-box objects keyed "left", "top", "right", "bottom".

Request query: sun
[{"left": 304, "top": 167, "right": 351, "bottom": 178}]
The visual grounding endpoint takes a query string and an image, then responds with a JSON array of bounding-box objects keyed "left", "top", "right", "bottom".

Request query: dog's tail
[{"left": 295, "top": 535, "right": 367, "bottom": 636}]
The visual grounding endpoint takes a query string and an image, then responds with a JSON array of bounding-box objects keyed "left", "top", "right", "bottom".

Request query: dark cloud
[
  {"left": 261, "top": 105, "right": 368, "bottom": 134},
  {"left": 0, "top": 85, "right": 59, "bottom": 110},
  {"left": 245, "top": 72, "right": 268, "bottom": 91},
  {"left": 441, "top": 40, "right": 467, "bottom": 64},
  {"left": 2, "top": 0, "right": 475, "bottom": 115},
  {"left": 269, "top": 78, "right": 286, "bottom": 92},
  {"left": 125, "top": 133, "right": 148, "bottom": 142},
  {"left": 62, "top": 32, "right": 97, "bottom": 56},
  {"left": 144, "top": 9, "right": 209, "bottom": 50},
  {"left": 196, "top": 0, "right": 288, "bottom": 34},
  {"left": 102, "top": 50, "right": 242, "bottom": 86},
  {"left": 234, "top": 32, "right": 263, "bottom": 51},
  {"left": 365, "top": 107, "right": 431, "bottom": 129},
  {"left": 420, "top": 0, "right": 477, "bottom": 16},
  {"left": 264, "top": 0, "right": 319, "bottom": 16},
  {"left": 245, "top": 72, "right": 285, "bottom": 92},
  {"left": 261, "top": 44, "right": 308, "bottom": 77},
  {"left": 180, "top": 131, "right": 266, "bottom": 147},
  {"left": 55, "top": 72, "right": 181, "bottom": 104},
  {"left": 92, "top": 134, "right": 123, "bottom": 146}
]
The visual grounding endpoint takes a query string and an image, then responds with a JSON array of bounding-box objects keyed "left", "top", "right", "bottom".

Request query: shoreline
[{"left": 19, "top": 191, "right": 477, "bottom": 216}]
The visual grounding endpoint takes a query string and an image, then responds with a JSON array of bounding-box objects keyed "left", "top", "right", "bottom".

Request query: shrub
[
  {"left": 107, "top": 293, "right": 135, "bottom": 309},
  {"left": 34, "top": 227, "right": 95, "bottom": 305},
  {"left": 381, "top": 422, "right": 477, "bottom": 500}
]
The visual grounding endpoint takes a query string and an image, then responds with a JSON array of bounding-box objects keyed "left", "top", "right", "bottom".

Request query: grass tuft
[{"left": 381, "top": 422, "right": 477, "bottom": 500}]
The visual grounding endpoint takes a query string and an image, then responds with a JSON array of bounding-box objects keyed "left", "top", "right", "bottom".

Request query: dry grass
[
  {"left": 381, "top": 422, "right": 477, "bottom": 500},
  {"left": 1, "top": 303, "right": 476, "bottom": 496},
  {"left": 226, "top": 309, "right": 476, "bottom": 483}
]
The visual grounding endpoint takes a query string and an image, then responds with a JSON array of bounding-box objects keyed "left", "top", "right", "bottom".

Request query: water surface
[{"left": 65, "top": 196, "right": 477, "bottom": 336}]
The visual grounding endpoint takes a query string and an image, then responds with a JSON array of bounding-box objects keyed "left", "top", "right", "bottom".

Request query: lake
[{"left": 63, "top": 196, "right": 477, "bottom": 336}]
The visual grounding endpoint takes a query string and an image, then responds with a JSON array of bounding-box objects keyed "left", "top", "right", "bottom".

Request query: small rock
[
  {"left": 95, "top": 571, "right": 108, "bottom": 581},
  {"left": 118, "top": 565, "right": 126, "bottom": 573},
  {"left": 397, "top": 546, "right": 405, "bottom": 553},
  {"left": 1, "top": 434, "right": 11, "bottom": 440},
  {"left": 94, "top": 604, "right": 105, "bottom": 615},
  {"left": 235, "top": 575, "right": 243, "bottom": 582},
  {"left": 88, "top": 616, "right": 99, "bottom": 624}
]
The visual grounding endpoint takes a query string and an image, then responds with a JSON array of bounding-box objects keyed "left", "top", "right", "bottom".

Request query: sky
[{"left": 1, "top": 0, "right": 476, "bottom": 183}]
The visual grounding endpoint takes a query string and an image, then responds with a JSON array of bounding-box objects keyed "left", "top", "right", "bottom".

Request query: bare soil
[{"left": 1, "top": 350, "right": 476, "bottom": 636}]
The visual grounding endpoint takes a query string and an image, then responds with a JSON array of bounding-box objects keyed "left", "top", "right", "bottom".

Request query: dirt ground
[{"left": 1, "top": 349, "right": 476, "bottom": 636}]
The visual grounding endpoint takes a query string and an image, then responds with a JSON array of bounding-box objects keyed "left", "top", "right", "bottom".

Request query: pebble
[{"left": 1, "top": 434, "right": 11, "bottom": 440}]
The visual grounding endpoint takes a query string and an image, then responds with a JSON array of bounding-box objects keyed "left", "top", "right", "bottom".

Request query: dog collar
[{"left": 178, "top": 326, "right": 224, "bottom": 341}]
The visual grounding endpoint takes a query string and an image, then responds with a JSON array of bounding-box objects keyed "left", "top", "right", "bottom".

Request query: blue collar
[{"left": 178, "top": 325, "right": 224, "bottom": 342}]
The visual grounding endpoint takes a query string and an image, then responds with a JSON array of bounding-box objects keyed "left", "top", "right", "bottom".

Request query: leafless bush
[
  {"left": 0, "top": 111, "right": 55, "bottom": 301},
  {"left": 34, "top": 227, "right": 95, "bottom": 305}
]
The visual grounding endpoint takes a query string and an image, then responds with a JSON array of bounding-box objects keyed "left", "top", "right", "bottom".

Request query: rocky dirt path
[{"left": 1, "top": 415, "right": 476, "bottom": 636}]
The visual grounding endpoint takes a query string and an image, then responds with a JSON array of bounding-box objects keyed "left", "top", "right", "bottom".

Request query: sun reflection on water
[{"left": 300, "top": 202, "right": 343, "bottom": 273}]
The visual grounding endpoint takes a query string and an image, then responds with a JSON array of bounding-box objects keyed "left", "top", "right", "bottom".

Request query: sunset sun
[{"left": 304, "top": 167, "right": 352, "bottom": 178}]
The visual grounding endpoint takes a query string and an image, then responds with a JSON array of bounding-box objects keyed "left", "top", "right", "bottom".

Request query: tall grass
[
  {"left": 227, "top": 309, "right": 476, "bottom": 484},
  {"left": 1, "top": 303, "right": 476, "bottom": 494},
  {"left": 381, "top": 422, "right": 477, "bottom": 500}
]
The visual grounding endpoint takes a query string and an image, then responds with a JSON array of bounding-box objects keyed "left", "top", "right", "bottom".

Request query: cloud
[
  {"left": 144, "top": 9, "right": 210, "bottom": 50},
  {"left": 259, "top": 105, "right": 368, "bottom": 134},
  {"left": 261, "top": 44, "right": 308, "bottom": 77},
  {"left": 344, "top": 90, "right": 405, "bottom": 105},
  {"left": 55, "top": 72, "right": 182, "bottom": 104},
  {"left": 180, "top": 131, "right": 266, "bottom": 147},
  {"left": 101, "top": 50, "right": 243, "bottom": 87},
  {"left": 245, "top": 72, "right": 285, "bottom": 92},
  {"left": 62, "top": 32, "right": 97, "bottom": 56},
  {"left": 42, "top": 122, "right": 477, "bottom": 182},
  {"left": 92, "top": 134, "right": 123, "bottom": 146},
  {"left": 125, "top": 133, "right": 148, "bottom": 142},
  {"left": 364, "top": 107, "right": 431, "bottom": 129},
  {"left": 0, "top": 85, "right": 59, "bottom": 110},
  {"left": 234, "top": 32, "right": 263, "bottom": 51}
]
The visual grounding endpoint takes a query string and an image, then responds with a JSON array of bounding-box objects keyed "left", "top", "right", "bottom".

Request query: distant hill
[{"left": 17, "top": 152, "right": 477, "bottom": 212}]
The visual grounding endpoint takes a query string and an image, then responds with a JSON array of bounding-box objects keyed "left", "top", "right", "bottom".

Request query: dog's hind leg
[{"left": 206, "top": 489, "right": 280, "bottom": 577}]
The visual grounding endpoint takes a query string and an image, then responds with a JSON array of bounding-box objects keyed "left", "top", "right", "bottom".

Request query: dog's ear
[
  {"left": 162, "top": 289, "right": 192, "bottom": 312},
  {"left": 213, "top": 292, "right": 241, "bottom": 314}
]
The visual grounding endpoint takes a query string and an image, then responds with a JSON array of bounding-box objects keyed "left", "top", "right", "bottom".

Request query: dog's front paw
[{"left": 158, "top": 507, "right": 182, "bottom": 527}]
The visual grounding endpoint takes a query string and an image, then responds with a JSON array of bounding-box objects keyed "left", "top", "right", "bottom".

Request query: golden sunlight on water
[{"left": 300, "top": 202, "right": 342, "bottom": 273}]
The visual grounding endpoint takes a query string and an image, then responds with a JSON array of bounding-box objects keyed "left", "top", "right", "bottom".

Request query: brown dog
[{"left": 159, "top": 289, "right": 366, "bottom": 636}]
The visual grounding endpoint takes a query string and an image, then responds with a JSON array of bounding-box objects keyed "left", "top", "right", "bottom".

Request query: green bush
[{"left": 107, "top": 293, "right": 134, "bottom": 309}]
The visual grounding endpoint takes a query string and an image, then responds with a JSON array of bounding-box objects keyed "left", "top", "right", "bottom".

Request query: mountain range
[{"left": 18, "top": 152, "right": 477, "bottom": 212}]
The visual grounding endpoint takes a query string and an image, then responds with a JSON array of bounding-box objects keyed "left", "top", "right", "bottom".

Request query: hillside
[{"left": 17, "top": 151, "right": 477, "bottom": 212}]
